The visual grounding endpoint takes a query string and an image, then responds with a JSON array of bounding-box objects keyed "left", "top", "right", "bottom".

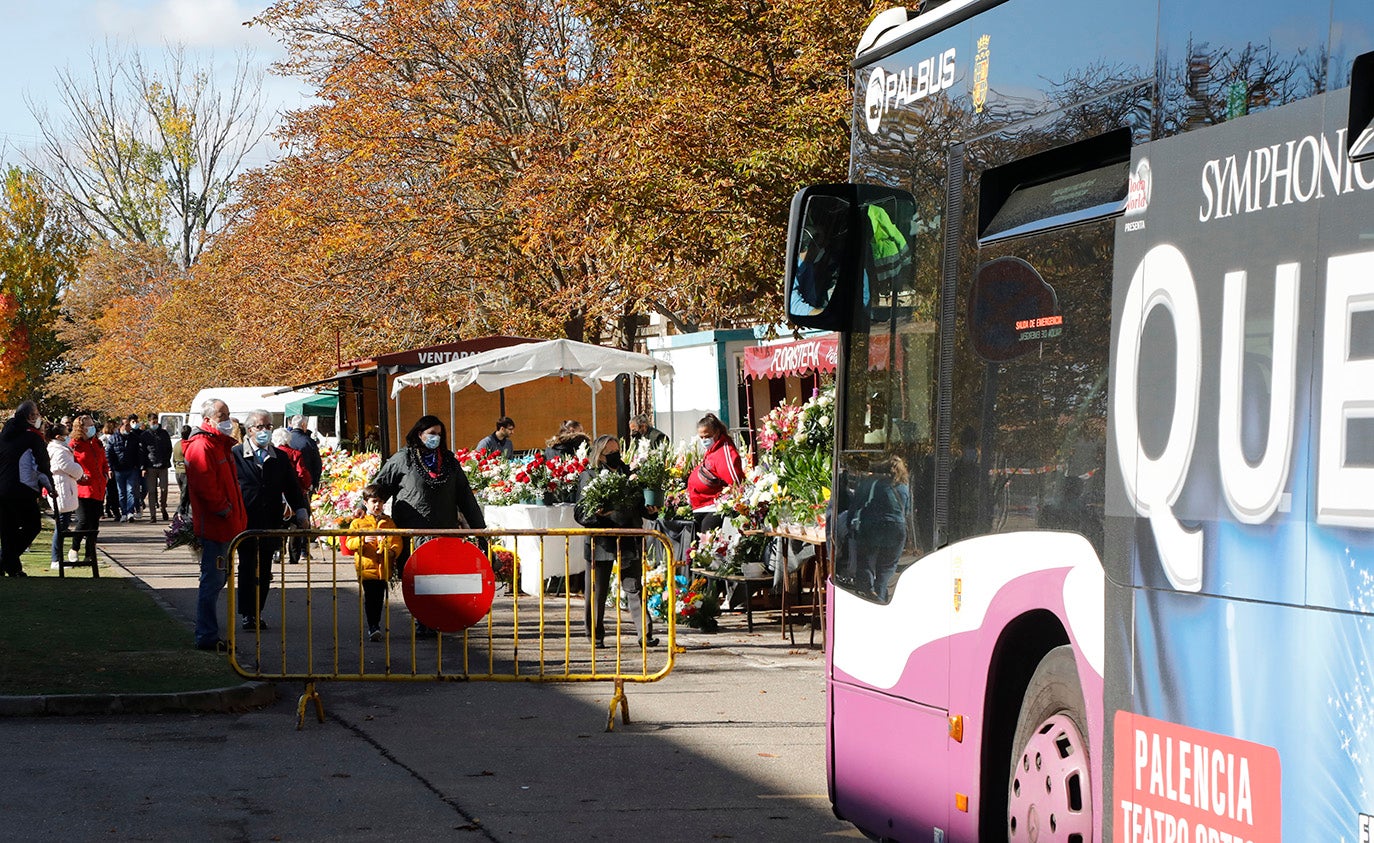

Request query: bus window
[{"left": 948, "top": 220, "right": 1113, "bottom": 552}]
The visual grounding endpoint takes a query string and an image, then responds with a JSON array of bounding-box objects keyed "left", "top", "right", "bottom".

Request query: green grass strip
[{"left": 0, "top": 524, "right": 241, "bottom": 695}]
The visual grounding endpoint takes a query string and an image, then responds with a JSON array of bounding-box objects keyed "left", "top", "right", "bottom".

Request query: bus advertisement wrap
[{"left": 1107, "top": 89, "right": 1374, "bottom": 840}]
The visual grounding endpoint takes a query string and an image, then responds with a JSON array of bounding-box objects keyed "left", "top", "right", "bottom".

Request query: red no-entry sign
[{"left": 400, "top": 538, "right": 494, "bottom": 632}]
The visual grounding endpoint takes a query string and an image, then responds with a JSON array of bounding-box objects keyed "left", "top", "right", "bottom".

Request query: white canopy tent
[{"left": 389, "top": 338, "right": 676, "bottom": 437}]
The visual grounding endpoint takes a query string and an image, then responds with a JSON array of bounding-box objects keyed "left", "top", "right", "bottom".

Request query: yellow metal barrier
[{"left": 221, "top": 527, "right": 678, "bottom": 730}]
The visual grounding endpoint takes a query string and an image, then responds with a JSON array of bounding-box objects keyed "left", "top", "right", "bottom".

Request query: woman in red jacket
[
  {"left": 69, "top": 414, "right": 108, "bottom": 567},
  {"left": 687, "top": 412, "right": 744, "bottom": 531}
]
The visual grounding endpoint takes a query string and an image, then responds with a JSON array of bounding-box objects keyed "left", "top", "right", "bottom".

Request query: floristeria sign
[{"left": 741, "top": 334, "right": 895, "bottom": 380}]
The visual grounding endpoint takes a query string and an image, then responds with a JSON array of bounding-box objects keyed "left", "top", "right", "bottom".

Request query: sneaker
[
  {"left": 368, "top": 627, "right": 383, "bottom": 642},
  {"left": 638, "top": 636, "right": 660, "bottom": 647},
  {"left": 50, "top": 560, "right": 59, "bottom": 570},
  {"left": 67, "top": 550, "right": 78, "bottom": 564},
  {"left": 195, "top": 639, "right": 227, "bottom": 653},
  {"left": 241, "top": 616, "right": 268, "bottom": 631}
]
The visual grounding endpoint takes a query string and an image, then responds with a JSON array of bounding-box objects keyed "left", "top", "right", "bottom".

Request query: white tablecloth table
[{"left": 482, "top": 503, "right": 587, "bottom": 596}]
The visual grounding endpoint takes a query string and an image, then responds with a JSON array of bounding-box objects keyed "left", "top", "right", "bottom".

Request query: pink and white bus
[{"left": 785, "top": 1, "right": 1374, "bottom": 840}]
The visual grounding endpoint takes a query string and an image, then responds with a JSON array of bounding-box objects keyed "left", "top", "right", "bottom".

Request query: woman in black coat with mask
[{"left": 574, "top": 434, "right": 658, "bottom": 647}]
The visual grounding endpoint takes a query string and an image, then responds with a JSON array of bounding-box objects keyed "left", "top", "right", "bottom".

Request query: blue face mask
[
  {"left": 254, "top": 430, "right": 271, "bottom": 447},
  {"left": 421, "top": 433, "right": 441, "bottom": 450},
  {"left": 85, "top": 426, "right": 97, "bottom": 439}
]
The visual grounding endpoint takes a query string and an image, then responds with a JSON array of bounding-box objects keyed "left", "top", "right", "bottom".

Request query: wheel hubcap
[{"left": 1008, "top": 713, "right": 1093, "bottom": 841}]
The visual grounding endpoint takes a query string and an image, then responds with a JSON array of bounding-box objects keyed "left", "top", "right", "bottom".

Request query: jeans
[
  {"left": 113, "top": 469, "right": 140, "bottom": 518},
  {"left": 51, "top": 511, "right": 73, "bottom": 564},
  {"left": 195, "top": 538, "right": 230, "bottom": 646}
]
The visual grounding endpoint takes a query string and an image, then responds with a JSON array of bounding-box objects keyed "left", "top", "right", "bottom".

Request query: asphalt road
[{"left": 4, "top": 514, "right": 859, "bottom": 842}]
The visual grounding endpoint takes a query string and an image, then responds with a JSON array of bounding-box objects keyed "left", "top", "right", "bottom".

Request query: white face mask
[{"left": 217, "top": 420, "right": 234, "bottom": 434}]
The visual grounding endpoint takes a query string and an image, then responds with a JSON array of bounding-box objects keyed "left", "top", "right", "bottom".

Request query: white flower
[{"left": 819, "top": 415, "right": 831, "bottom": 427}]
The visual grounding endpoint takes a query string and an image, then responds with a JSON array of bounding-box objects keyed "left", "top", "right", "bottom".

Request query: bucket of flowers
[
  {"left": 630, "top": 442, "right": 672, "bottom": 507},
  {"left": 489, "top": 543, "right": 519, "bottom": 594},
  {"left": 544, "top": 454, "right": 587, "bottom": 503}
]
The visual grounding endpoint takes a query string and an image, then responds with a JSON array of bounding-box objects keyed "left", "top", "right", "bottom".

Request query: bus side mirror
[{"left": 784, "top": 184, "right": 917, "bottom": 331}]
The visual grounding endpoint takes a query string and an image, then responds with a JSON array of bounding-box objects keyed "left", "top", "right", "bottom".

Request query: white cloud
[{"left": 94, "top": 0, "right": 280, "bottom": 53}]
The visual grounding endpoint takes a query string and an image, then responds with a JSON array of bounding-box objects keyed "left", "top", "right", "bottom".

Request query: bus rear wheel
[{"left": 1006, "top": 645, "right": 1093, "bottom": 842}]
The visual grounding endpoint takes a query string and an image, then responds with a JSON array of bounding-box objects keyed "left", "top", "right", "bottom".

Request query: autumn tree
[
  {"left": 0, "top": 167, "right": 84, "bottom": 407},
  {"left": 29, "top": 43, "right": 269, "bottom": 269},
  {"left": 195, "top": 0, "right": 879, "bottom": 377},
  {"left": 46, "top": 240, "right": 189, "bottom": 412},
  {"left": 574, "top": 0, "right": 885, "bottom": 334}
]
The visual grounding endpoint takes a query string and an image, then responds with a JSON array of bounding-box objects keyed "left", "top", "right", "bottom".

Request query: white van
[{"left": 184, "top": 387, "right": 339, "bottom": 447}]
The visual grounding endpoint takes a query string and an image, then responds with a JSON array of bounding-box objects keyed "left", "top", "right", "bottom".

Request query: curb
[{"left": 0, "top": 681, "right": 279, "bottom": 717}]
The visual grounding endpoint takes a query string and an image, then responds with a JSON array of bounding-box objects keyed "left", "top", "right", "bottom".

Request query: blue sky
[{"left": 0, "top": 0, "right": 310, "bottom": 168}]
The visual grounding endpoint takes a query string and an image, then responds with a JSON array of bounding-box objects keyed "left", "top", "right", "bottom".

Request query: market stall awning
[
  {"left": 285, "top": 391, "right": 338, "bottom": 417},
  {"left": 742, "top": 334, "right": 895, "bottom": 379},
  {"left": 390, "top": 338, "right": 675, "bottom": 398}
]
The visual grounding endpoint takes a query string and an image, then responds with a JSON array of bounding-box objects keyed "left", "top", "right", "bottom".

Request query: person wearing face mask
[
  {"left": 0, "top": 401, "right": 53, "bottom": 577},
  {"left": 45, "top": 423, "right": 86, "bottom": 571},
  {"left": 68, "top": 414, "right": 108, "bottom": 570},
  {"left": 687, "top": 412, "right": 744, "bottom": 531},
  {"left": 182, "top": 398, "right": 248, "bottom": 651},
  {"left": 139, "top": 414, "right": 173, "bottom": 523},
  {"left": 574, "top": 434, "right": 660, "bottom": 647},
  {"left": 371, "top": 415, "right": 486, "bottom": 636},
  {"left": 231, "top": 411, "right": 310, "bottom": 633},
  {"left": 105, "top": 414, "right": 145, "bottom": 522}
]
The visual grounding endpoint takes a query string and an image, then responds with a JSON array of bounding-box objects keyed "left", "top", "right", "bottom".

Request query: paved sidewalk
[{"left": 3, "top": 505, "right": 858, "bottom": 840}]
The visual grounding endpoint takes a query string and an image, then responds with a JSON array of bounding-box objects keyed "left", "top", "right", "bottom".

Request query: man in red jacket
[{"left": 182, "top": 398, "right": 248, "bottom": 651}]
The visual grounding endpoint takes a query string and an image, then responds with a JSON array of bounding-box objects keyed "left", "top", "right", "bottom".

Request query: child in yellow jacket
[{"left": 345, "top": 485, "right": 401, "bottom": 641}]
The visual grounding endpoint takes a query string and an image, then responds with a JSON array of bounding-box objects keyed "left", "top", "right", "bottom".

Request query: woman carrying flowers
[
  {"left": 687, "top": 412, "right": 744, "bottom": 532},
  {"left": 574, "top": 434, "right": 659, "bottom": 647}
]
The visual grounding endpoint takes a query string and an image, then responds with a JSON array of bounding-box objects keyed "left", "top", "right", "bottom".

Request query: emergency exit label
[{"left": 1113, "top": 712, "right": 1281, "bottom": 843}]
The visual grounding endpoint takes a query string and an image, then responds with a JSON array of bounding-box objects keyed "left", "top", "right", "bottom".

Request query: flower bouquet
[
  {"left": 312, "top": 449, "right": 382, "bottom": 525},
  {"left": 689, "top": 528, "right": 737, "bottom": 574},
  {"left": 643, "top": 563, "right": 670, "bottom": 620},
  {"left": 489, "top": 543, "right": 518, "bottom": 593},
  {"left": 676, "top": 574, "right": 720, "bottom": 631},
  {"left": 163, "top": 512, "right": 201, "bottom": 555},
  {"left": 576, "top": 468, "right": 642, "bottom": 518}
]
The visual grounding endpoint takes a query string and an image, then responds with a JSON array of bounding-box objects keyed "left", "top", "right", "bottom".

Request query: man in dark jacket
[
  {"left": 629, "top": 413, "right": 668, "bottom": 449},
  {"left": 476, "top": 416, "right": 516, "bottom": 458},
  {"left": 0, "top": 401, "right": 52, "bottom": 576},
  {"left": 234, "top": 409, "right": 310, "bottom": 630},
  {"left": 287, "top": 415, "right": 323, "bottom": 489},
  {"left": 141, "top": 415, "right": 174, "bottom": 523},
  {"left": 105, "top": 414, "right": 144, "bottom": 521}
]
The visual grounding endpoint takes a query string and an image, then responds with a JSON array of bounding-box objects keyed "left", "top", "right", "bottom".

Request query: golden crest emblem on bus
[{"left": 973, "top": 34, "right": 991, "bottom": 114}]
